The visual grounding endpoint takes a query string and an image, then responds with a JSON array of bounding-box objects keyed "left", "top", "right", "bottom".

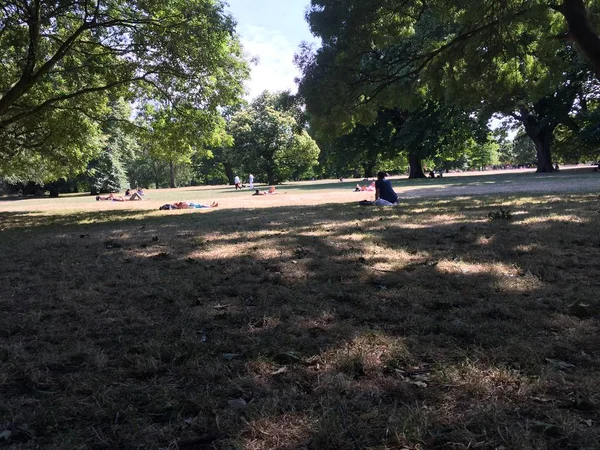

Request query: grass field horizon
[
  {"left": 2, "top": 166, "right": 599, "bottom": 214},
  {"left": 1, "top": 168, "right": 599, "bottom": 449}
]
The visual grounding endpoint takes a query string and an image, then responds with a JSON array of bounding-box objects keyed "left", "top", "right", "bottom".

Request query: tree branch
[{"left": 0, "top": 76, "right": 145, "bottom": 129}]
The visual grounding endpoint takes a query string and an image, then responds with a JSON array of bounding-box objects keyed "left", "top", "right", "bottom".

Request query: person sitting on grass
[
  {"left": 252, "top": 186, "right": 277, "bottom": 196},
  {"left": 374, "top": 171, "right": 398, "bottom": 206}
]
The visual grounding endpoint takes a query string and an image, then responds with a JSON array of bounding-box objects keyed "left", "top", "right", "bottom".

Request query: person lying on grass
[
  {"left": 359, "top": 172, "right": 398, "bottom": 206},
  {"left": 252, "top": 186, "right": 277, "bottom": 195},
  {"left": 354, "top": 181, "right": 375, "bottom": 192},
  {"left": 159, "top": 201, "right": 219, "bottom": 210},
  {"left": 96, "top": 192, "right": 144, "bottom": 201}
]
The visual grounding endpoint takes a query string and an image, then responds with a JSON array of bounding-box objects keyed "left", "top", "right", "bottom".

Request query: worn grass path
[{"left": 0, "top": 168, "right": 599, "bottom": 449}]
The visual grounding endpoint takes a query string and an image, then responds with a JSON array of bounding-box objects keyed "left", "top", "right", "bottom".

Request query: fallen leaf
[
  {"left": 227, "top": 398, "right": 247, "bottom": 408},
  {"left": 222, "top": 353, "right": 243, "bottom": 361},
  {"left": 545, "top": 358, "right": 575, "bottom": 370},
  {"left": 33, "top": 388, "right": 59, "bottom": 397},
  {"left": 412, "top": 374, "right": 431, "bottom": 382},
  {"left": 530, "top": 396, "right": 554, "bottom": 403},
  {"left": 532, "top": 421, "right": 561, "bottom": 437},
  {"left": 214, "top": 304, "right": 229, "bottom": 310},
  {"left": 409, "top": 380, "right": 428, "bottom": 388},
  {"left": 359, "top": 410, "right": 379, "bottom": 420},
  {"left": 271, "top": 366, "right": 288, "bottom": 376}
]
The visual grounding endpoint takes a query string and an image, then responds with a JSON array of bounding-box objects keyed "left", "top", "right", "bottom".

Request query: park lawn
[
  {"left": 2, "top": 166, "right": 599, "bottom": 215},
  {"left": 0, "top": 182, "right": 599, "bottom": 448}
]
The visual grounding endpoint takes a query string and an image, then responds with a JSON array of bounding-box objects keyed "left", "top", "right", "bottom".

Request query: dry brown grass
[{"left": 0, "top": 191, "right": 599, "bottom": 449}]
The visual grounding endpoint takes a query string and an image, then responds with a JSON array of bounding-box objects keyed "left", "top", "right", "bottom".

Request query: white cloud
[{"left": 238, "top": 25, "right": 302, "bottom": 99}]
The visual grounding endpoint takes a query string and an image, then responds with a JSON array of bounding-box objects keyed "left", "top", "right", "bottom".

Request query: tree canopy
[
  {"left": 227, "top": 91, "right": 321, "bottom": 185},
  {"left": 297, "top": 0, "right": 600, "bottom": 172},
  {"left": 0, "top": 0, "right": 248, "bottom": 181}
]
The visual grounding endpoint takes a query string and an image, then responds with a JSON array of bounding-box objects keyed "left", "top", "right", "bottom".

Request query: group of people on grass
[
  {"left": 234, "top": 174, "right": 254, "bottom": 190},
  {"left": 94, "top": 172, "right": 398, "bottom": 210},
  {"left": 232, "top": 173, "right": 279, "bottom": 196},
  {"left": 96, "top": 188, "right": 145, "bottom": 202}
]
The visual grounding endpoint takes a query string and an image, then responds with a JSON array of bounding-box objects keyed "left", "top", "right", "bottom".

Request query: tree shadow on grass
[
  {"left": 0, "top": 192, "right": 94, "bottom": 203},
  {"left": 0, "top": 195, "right": 599, "bottom": 449}
]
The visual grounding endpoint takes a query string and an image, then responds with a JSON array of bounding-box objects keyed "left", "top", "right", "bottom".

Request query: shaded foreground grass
[{"left": 1, "top": 194, "right": 599, "bottom": 449}]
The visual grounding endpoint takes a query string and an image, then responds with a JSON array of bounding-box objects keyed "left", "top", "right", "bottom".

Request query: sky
[{"left": 225, "top": 0, "right": 318, "bottom": 99}]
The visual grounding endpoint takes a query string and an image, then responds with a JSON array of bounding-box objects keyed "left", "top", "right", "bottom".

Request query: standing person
[
  {"left": 374, "top": 171, "right": 398, "bottom": 206},
  {"left": 248, "top": 173, "right": 254, "bottom": 189},
  {"left": 234, "top": 175, "right": 241, "bottom": 190}
]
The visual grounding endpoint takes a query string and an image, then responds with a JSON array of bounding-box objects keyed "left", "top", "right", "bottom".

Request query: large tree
[
  {"left": 85, "top": 98, "right": 137, "bottom": 194},
  {"left": 137, "top": 104, "right": 232, "bottom": 188},
  {"left": 298, "top": 0, "right": 599, "bottom": 172},
  {"left": 0, "top": 0, "right": 248, "bottom": 179},
  {"left": 229, "top": 91, "right": 320, "bottom": 185}
]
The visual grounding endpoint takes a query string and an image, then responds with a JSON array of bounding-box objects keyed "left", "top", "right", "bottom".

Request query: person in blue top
[{"left": 374, "top": 171, "right": 398, "bottom": 206}]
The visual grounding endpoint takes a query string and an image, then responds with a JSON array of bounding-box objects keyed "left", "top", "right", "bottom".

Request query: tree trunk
[
  {"left": 529, "top": 130, "right": 555, "bottom": 173},
  {"left": 557, "top": 0, "right": 600, "bottom": 79},
  {"left": 520, "top": 109, "right": 556, "bottom": 173},
  {"left": 362, "top": 162, "right": 376, "bottom": 178},
  {"left": 169, "top": 161, "right": 176, "bottom": 188},
  {"left": 222, "top": 163, "right": 234, "bottom": 185},
  {"left": 266, "top": 168, "right": 276, "bottom": 185},
  {"left": 408, "top": 153, "right": 426, "bottom": 179}
]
